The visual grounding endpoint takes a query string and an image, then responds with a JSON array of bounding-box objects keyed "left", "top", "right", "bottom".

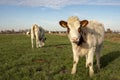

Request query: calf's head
[{"left": 59, "top": 16, "right": 88, "bottom": 44}]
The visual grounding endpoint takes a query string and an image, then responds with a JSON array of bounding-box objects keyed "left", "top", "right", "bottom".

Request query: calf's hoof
[{"left": 89, "top": 70, "right": 94, "bottom": 77}]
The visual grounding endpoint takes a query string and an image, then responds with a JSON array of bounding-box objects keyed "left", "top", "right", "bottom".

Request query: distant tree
[{"left": 11, "top": 29, "right": 15, "bottom": 33}]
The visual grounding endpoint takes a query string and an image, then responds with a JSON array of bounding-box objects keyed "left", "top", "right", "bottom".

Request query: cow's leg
[
  {"left": 31, "top": 38, "right": 34, "bottom": 48},
  {"left": 86, "top": 54, "right": 88, "bottom": 68},
  {"left": 96, "top": 52, "right": 100, "bottom": 70},
  {"left": 36, "top": 37, "right": 39, "bottom": 48},
  {"left": 95, "top": 46, "right": 102, "bottom": 70},
  {"left": 31, "top": 32, "right": 34, "bottom": 48},
  {"left": 31, "top": 26, "right": 34, "bottom": 48},
  {"left": 71, "top": 52, "right": 79, "bottom": 74},
  {"left": 87, "top": 47, "right": 96, "bottom": 77}
]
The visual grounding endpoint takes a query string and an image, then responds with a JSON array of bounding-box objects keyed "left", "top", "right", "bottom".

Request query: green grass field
[{"left": 0, "top": 34, "right": 120, "bottom": 80}]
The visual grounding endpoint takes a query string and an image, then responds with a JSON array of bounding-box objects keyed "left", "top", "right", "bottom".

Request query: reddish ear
[
  {"left": 59, "top": 21, "right": 68, "bottom": 28},
  {"left": 80, "top": 20, "right": 88, "bottom": 27}
]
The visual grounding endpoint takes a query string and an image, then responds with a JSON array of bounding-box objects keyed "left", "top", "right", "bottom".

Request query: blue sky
[{"left": 0, "top": 0, "right": 120, "bottom": 31}]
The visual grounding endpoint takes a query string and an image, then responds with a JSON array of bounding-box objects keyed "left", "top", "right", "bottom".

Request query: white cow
[
  {"left": 31, "top": 24, "right": 46, "bottom": 48},
  {"left": 59, "top": 16, "right": 105, "bottom": 77}
]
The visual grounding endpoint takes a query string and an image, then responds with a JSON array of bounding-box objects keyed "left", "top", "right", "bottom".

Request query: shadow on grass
[{"left": 100, "top": 51, "right": 120, "bottom": 68}]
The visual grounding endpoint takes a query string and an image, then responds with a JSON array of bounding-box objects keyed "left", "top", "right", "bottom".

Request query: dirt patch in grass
[{"left": 32, "top": 59, "right": 48, "bottom": 63}]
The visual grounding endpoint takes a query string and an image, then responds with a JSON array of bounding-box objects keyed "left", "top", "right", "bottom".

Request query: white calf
[
  {"left": 59, "top": 16, "right": 105, "bottom": 77},
  {"left": 31, "top": 24, "right": 46, "bottom": 48}
]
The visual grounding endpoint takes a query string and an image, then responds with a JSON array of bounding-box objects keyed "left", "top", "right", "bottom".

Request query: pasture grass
[{"left": 0, "top": 34, "right": 120, "bottom": 80}]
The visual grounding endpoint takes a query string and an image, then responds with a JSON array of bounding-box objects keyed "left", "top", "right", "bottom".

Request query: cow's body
[
  {"left": 31, "top": 24, "right": 46, "bottom": 48},
  {"left": 59, "top": 16, "right": 105, "bottom": 77}
]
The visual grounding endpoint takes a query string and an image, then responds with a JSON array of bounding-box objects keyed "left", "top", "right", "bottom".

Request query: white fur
[
  {"left": 31, "top": 24, "right": 45, "bottom": 48},
  {"left": 60, "top": 16, "right": 105, "bottom": 77}
]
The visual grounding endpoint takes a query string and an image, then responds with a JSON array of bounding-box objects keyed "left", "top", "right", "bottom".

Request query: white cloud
[
  {"left": 88, "top": 0, "right": 120, "bottom": 5},
  {"left": 0, "top": 0, "right": 90, "bottom": 9},
  {"left": 0, "top": 0, "right": 120, "bottom": 9}
]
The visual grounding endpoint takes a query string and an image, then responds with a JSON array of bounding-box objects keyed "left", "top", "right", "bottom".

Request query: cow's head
[
  {"left": 40, "top": 37, "right": 46, "bottom": 47},
  {"left": 59, "top": 16, "right": 88, "bottom": 44}
]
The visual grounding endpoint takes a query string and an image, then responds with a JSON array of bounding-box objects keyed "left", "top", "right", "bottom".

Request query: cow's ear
[
  {"left": 80, "top": 20, "right": 88, "bottom": 27},
  {"left": 59, "top": 21, "right": 68, "bottom": 28}
]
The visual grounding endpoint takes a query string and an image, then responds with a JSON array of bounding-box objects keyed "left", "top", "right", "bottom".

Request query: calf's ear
[
  {"left": 59, "top": 21, "right": 68, "bottom": 28},
  {"left": 80, "top": 20, "right": 88, "bottom": 27}
]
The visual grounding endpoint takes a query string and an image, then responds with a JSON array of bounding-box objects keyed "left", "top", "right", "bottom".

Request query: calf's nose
[{"left": 71, "top": 37, "right": 79, "bottom": 42}]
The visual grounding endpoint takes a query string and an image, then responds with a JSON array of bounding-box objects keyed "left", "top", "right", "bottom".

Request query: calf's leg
[
  {"left": 87, "top": 47, "right": 96, "bottom": 77},
  {"left": 71, "top": 53, "right": 79, "bottom": 74}
]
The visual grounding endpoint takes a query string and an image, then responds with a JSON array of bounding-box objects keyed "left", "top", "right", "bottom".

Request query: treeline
[
  {"left": 0, "top": 29, "right": 66, "bottom": 34},
  {"left": 0, "top": 28, "right": 120, "bottom": 34},
  {"left": 0, "top": 29, "right": 30, "bottom": 34},
  {"left": 106, "top": 28, "right": 120, "bottom": 34}
]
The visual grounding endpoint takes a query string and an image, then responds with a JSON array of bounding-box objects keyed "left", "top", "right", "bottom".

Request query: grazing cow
[
  {"left": 31, "top": 24, "right": 46, "bottom": 48},
  {"left": 59, "top": 16, "right": 105, "bottom": 77}
]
